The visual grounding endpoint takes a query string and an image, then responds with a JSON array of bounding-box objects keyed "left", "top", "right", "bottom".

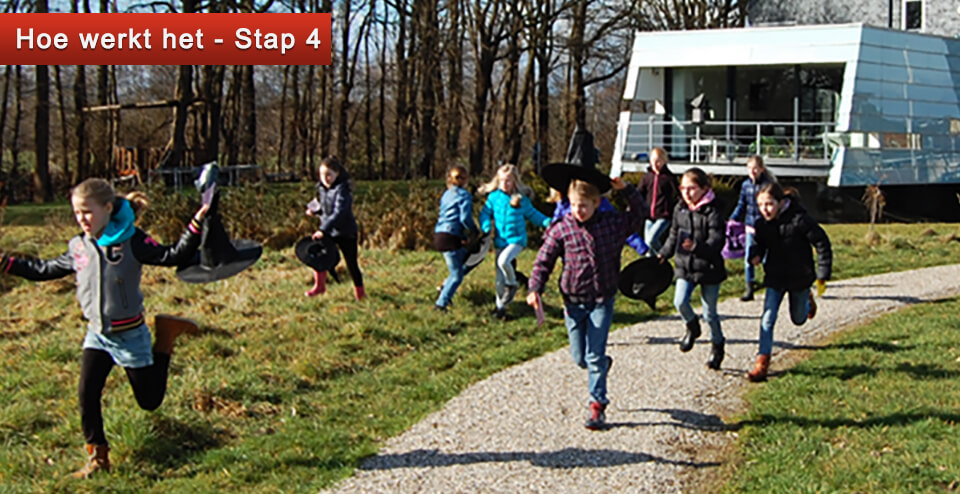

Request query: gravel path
[{"left": 323, "top": 264, "right": 960, "bottom": 493}]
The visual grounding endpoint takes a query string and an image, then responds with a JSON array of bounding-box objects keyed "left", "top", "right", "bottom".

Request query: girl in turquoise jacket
[{"left": 478, "top": 164, "right": 551, "bottom": 320}]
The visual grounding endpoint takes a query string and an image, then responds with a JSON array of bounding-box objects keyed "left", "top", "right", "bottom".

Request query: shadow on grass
[
  {"left": 736, "top": 411, "right": 960, "bottom": 430},
  {"left": 357, "top": 447, "right": 719, "bottom": 470},
  {"left": 130, "top": 415, "right": 228, "bottom": 471},
  {"left": 461, "top": 287, "right": 496, "bottom": 307},
  {"left": 778, "top": 339, "right": 916, "bottom": 353},
  {"left": 614, "top": 408, "right": 740, "bottom": 432},
  {"left": 775, "top": 361, "right": 960, "bottom": 380},
  {"left": 823, "top": 294, "right": 927, "bottom": 304}
]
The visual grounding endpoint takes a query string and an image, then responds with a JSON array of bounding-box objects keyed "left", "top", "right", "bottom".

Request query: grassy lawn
[
  {"left": 720, "top": 297, "right": 960, "bottom": 492},
  {"left": 0, "top": 204, "right": 959, "bottom": 491}
]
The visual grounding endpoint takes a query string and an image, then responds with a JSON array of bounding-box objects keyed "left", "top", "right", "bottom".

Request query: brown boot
[
  {"left": 153, "top": 314, "right": 199, "bottom": 355},
  {"left": 747, "top": 354, "right": 771, "bottom": 382},
  {"left": 70, "top": 443, "right": 110, "bottom": 479}
]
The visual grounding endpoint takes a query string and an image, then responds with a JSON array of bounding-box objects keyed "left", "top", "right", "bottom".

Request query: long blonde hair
[
  {"left": 478, "top": 163, "right": 532, "bottom": 207},
  {"left": 71, "top": 178, "right": 149, "bottom": 215}
]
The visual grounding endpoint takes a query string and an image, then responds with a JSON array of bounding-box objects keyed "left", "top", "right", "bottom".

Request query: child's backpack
[{"left": 722, "top": 220, "right": 746, "bottom": 259}]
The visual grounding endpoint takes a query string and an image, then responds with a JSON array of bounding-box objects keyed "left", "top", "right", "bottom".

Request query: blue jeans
[
  {"left": 743, "top": 231, "right": 756, "bottom": 285},
  {"left": 758, "top": 287, "right": 810, "bottom": 355},
  {"left": 564, "top": 297, "right": 616, "bottom": 405},
  {"left": 494, "top": 244, "right": 524, "bottom": 309},
  {"left": 673, "top": 279, "right": 724, "bottom": 344},
  {"left": 644, "top": 218, "right": 670, "bottom": 256},
  {"left": 436, "top": 247, "right": 467, "bottom": 308}
]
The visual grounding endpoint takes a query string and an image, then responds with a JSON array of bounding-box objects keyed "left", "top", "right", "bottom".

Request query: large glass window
[{"left": 903, "top": 0, "right": 923, "bottom": 30}]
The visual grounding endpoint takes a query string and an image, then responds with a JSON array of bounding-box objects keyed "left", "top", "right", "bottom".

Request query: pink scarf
[{"left": 689, "top": 189, "right": 715, "bottom": 212}]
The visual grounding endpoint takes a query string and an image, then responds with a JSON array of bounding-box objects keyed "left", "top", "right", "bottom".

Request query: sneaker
[
  {"left": 807, "top": 290, "right": 817, "bottom": 320},
  {"left": 584, "top": 401, "right": 606, "bottom": 430},
  {"left": 493, "top": 307, "right": 509, "bottom": 321},
  {"left": 434, "top": 305, "right": 447, "bottom": 312}
]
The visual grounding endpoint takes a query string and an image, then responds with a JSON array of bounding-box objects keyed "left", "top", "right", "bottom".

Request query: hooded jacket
[
  {"left": 316, "top": 172, "right": 359, "bottom": 238},
  {"left": 660, "top": 192, "right": 727, "bottom": 284},
  {"left": 748, "top": 199, "right": 832, "bottom": 291}
]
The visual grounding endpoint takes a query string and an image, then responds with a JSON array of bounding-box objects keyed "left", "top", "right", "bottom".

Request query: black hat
[
  {"left": 618, "top": 257, "right": 674, "bottom": 310},
  {"left": 461, "top": 231, "right": 494, "bottom": 276},
  {"left": 294, "top": 236, "right": 341, "bottom": 272},
  {"left": 542, "top": 126, "right": 612, "bottom": 194},
  {"left": 176, "top": 190, "right": 263, "bottom": 284}
]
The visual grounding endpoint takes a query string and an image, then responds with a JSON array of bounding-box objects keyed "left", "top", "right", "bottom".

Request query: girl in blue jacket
[
  {"left": 478, "top": 164, "right": 551, "bottom": 320},
  {"left": 1, "top": 178, "right": 209, "bottom": 478},
  {"left": 434, "top": 165, "right": 479, "bottom": 310},
  {"left": 306, "top": 156, "right": 366, "bottom": 300},
  {"left": 728, "top": 155, "right": 774, "bottom": 301}
]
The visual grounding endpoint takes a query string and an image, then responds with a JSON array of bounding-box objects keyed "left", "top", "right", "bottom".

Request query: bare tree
[
  {"left": 635, "top": 0, "right": 747, "bottom": 30},
  {"left": 34, "top": 0, "right": 53, "bottom": 202},
  {"left": 464, "top": 0, "right": 509, "bottom": 175},
  {"left": 442, "top": 0, "right": 464, "bottom": 164},
  {"left": 414, "top": 0, "right": 440, "bottom": 177}
]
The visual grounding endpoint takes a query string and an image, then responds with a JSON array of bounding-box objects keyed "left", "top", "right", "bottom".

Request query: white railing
[{"left": 619, "top": 117, "right": 837, "bottom": 165}]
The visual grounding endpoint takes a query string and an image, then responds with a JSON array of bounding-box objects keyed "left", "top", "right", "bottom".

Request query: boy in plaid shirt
[{"left": 527, "top": 177, "right": 648, "bottom": 430}]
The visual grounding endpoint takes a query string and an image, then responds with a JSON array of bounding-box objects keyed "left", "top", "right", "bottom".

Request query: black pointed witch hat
[
  {"left": 176, "top": 165, "right": 263, "bottom": 284},
  {"left": 618, "top": 257, "right": 674, "bottom": 310},
  {"left": 542, "top": 126, "right": 612, "bottom": 194},
  {"left": 295, "top": 236, "right": 340, "bottom": 273}
]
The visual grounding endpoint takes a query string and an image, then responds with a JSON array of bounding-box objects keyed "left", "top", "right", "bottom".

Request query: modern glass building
[{"left": 611, "top": 23, "right": 960, "bottom": 186}]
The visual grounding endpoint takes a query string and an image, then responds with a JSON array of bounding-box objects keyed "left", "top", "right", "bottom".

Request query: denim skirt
[{"left": 82, "top": 324, "right": 153, "bottom": 368}]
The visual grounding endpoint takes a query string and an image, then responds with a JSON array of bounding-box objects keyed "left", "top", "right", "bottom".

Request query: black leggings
[
  {"left": 332, "top": 236, "right": 364, "bottom": 287},
  {"left": 79, "top": 349, "right": 170, "bottom": 446}
]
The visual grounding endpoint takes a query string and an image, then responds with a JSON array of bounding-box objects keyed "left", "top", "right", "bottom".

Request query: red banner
[{"left": 0, "top": 13, "right": 331, "bottom": 65}]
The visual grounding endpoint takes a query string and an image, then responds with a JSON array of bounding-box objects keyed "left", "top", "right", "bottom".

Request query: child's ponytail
[{"left": 124, "top": 191, "right": 149, "bottom": 215}]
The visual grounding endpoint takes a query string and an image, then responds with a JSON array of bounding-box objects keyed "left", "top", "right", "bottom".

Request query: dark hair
[
  {"left": 756, "top": 181, "right": 799, "bottom": 201},
  {"left": 681, "top": 167, "right": 712, "bottom": 189},
  {"left": 320, "top": 155, "right": 345, "bottom": 175}
]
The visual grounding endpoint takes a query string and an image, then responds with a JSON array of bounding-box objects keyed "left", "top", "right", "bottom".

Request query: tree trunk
[
  {"left": 444, "top": 0, "right": 462, "bottom": 162},
  {"left": 238, "top": 65, "right": 257, "bottom": 164},
  {"left": 278, "top": 65, "right": 289, "bottom": 173},
  {"left": 568, "top": 0, "right": 587, "bottom": 130},
  {"left": 378, "top": 9, "right": 387, "bottom": 178},
  {"left": 34, "top": 64, "right": 52, "bottom": 202},
  {"left": 363, "top": 1, "right": 374, "bottom": 178},
  {"left": 54, "top": 65, "right": 70, "bottom": 184},
  {"left": 11, "top": 66, "right": 22, "bottom": 202},
  {"left": 0, "top": 65, "right": 12, "bottom": 193},
  {"left": 416, "top": 0, "right": 439, "bottom": 177},
  {"left": 73, "top": 65, "right": 88, "bottom": 180}
]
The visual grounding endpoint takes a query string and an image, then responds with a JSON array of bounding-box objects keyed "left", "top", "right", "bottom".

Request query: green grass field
[
  {"left": 720, "top": 297, "right": 960, "bottom": 493},
  {"left": 0, "top": 210, "right": 958, "bottom": 491}
]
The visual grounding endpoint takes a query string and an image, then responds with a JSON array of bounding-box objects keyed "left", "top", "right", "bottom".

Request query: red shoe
[
  {"left": 747, "top": 354, "right": 770, "bottom": 382},
  {"left": 305, "top": 271, "right": 327, "bottom": 297},
  {"left": 354, "top": 285, "right": 367, "bottom": 301},
  {"left": 584, "top": 401, "right": 607, "bottom": 430}
]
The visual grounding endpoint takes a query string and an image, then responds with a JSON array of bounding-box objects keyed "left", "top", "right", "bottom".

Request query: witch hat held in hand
[
  {"left": 176, "top": 163, "right": 263, "bottom": 283},
  {"left": 618, "top": 257, "right": 674, "bottom": 310},
  {"left": 541, "top": 126, "right": 612, "bottom": 194}
]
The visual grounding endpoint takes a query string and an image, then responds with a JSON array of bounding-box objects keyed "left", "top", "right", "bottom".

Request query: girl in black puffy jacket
[
  {"left": 658, "top": 167, "right": 727, "bottom": 370},
  {"left": 746, "top": 182, "right": 832, "bottom": 382}
]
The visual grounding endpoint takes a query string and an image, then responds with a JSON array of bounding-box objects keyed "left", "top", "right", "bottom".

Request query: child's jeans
[
  {"left": 436, "top": 247, "right": 467, "bottom": 308},
  {"left": 673, "top": 279, "right": 724, "bottom": 344},
  {"left": 564, "top": 297, "right": 616, "bottom": 405},
  {"left": 495, "top": 244, "right": 524, "bottom": 308},
  {"left": 758, "top": 286, "right": 810, "bottom": 355},
  {"left": 743, "top": 231, "right": 756, "bottom": 285}
]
